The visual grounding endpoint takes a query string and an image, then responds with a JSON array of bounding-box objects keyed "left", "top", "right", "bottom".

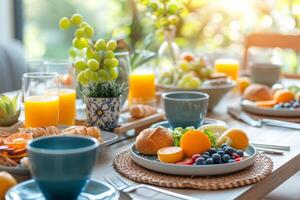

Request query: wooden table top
[
  {"left": 5, "top": 79, "right": 300, "bottom": 199},
  {"left": 91, "top": 92, "right": 300, "bottom": 200}
]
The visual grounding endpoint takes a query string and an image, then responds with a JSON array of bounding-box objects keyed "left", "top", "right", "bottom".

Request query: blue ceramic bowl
[
  {"left": 28, "top": 136, "right": 99, "bottom": 200},
  {"left": 162, "top": 91, "right": 209, "bottom": 128}
]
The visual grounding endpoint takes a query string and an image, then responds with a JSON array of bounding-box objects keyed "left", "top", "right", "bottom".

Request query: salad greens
[{"left": 171, "top": 127, "right": 217, "bottom": 148}]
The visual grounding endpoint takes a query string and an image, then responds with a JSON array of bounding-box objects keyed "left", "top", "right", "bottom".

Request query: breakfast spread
[
  {"left": 135, "top": 125, "right": 250, "bottom": 166},
  {"left": 243, "top": 84, "right": 300, "bottom": 110},
  {"left": 0, "top": 126, "right": 104, "bottom": 168}
]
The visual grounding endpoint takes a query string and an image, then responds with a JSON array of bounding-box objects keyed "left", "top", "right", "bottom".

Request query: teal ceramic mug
[
  {"left": 28, "top": 136, "right": 99, "bottom": 200},
  {"left": 162, "top": 91, "right": 209, "bottom": 128}
]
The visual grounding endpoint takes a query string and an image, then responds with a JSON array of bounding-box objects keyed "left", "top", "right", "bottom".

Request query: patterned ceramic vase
[{"left": 84, "top": 96, "right": 121, "bottom": 132}]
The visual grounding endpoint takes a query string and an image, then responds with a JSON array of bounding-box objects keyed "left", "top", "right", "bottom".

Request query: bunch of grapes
[
  {"left": 158, "top": 52, "right": 213, "bottom": 89},
  {"left": 59, "top": 14, "right": 119, "bottom": 85},
  {"left": 139, "top": 0, "right": 184, "bottom": 32}
]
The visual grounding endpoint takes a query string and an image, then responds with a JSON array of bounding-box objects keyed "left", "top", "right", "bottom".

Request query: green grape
[
  {"left": 159, "top": 17, "right": 169, "bottom": 27},
  {"left": 105, "top": 50, "right": 114, "bottom": 59},
  {"left": 77, "top": 71, "right": 89, "bottom": 85},
  {"left": 168, "top": 4, "right": 178, "bottom": 14},
  {"left": 98, "top": 69, "right": 109, "bottom": 81},
  {"left": 69, "top": 48, "right": 77, "bottom": 58},
  {"left": 59, "top": 17, "right": 71, "bottom": 30},
  {"left": 179, "top": 61, "right": 189, "bottom": 72},
  {"left": 109, "top": 68, "right": 118, "bottom": 80},
  {"left": 95, "top": 39, "right": 106, "bottom": 51},
  {"left": 90, "top": 71, "right": 100, "bottom": 82},
  {"left": 84, "top": 25, "right": 94, "bottom": 38},
  {"left": 106, "top": 40, "right": 117, "bottom": 51},
  {"left": 75, "top": 28, "right": 85, "bottom": 38},
  {"left": 83, "top": 68, "right": 95, "bottom": 80},
  {"left": 103, "top": 58, "right": 114, "bottom": 68},
  {"left": 149, "top": 2, "right": 158, "bottom": 11},
  {"left": 72, "top": 38, "right": 88, "bottom": 49},
  {"left": 71, "top": 14, "right": 83, "bottom": 26},
  {"left": 111, "top": 58, "right": 119, "bottom": 67},
  {"left": 80, "top": 22, "right": 89, "bottom": 28},
  {"left": 74, "top": 60, "right": 87, "bottom": 71},
  {"left": 189, "top": 77, "right": 201, "bottom": 88},
  {"left": 86, "top": 48, "right": 95, "bottom": 59},
  {"left": 87, "top": 59, "right": 99, "bottom": 71}
]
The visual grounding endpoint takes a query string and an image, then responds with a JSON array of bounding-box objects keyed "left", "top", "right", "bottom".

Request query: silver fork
[{"left": 104, "top": 173, "right": 198, "bottom": 200}]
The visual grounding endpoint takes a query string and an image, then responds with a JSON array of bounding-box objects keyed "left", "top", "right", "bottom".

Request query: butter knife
[{"left": 228, "top": 107, "right": 300, "bottom": 130}]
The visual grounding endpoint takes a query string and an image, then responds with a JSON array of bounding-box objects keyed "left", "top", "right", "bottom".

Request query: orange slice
[
  {"left": 255, "top": 100, "right": 276, "bottom": 108},
  {"left": 217, "top": 128, "right": 249, "bottom": 150},
  {"left": 274, "top": 90, "right": 294, "bottom": 103},
  {"left": 157, "top": 146, "right": 183, "bottom": 163},
  {"left": 180, "top": 130, "right": 211, "bottom": 158},
  {"left": 4, "top": 133, "right": 33, "bottom": 149}
]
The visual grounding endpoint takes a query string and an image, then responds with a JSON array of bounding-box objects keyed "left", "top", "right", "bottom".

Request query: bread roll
[
  {"left": 135, "top": 127, "right": 173, "bottom": 155},
  {"left": 129, "top": 105, "right": 157, "bottom": 118},
  {"left": 243, "top": 84, "right": 273, "bottom": 101}
]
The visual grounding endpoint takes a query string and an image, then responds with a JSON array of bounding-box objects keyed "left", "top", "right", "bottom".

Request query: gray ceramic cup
[
  {"left": 251, "top": 63, "right": 281, "bottom": 86},
  {"left": 162, "top": 91, "right": 209, "bottom": 128}
]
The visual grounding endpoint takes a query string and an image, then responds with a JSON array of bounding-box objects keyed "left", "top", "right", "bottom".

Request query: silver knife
[{"left": 228, "top": 107, "right": 300, "bottom": 130}]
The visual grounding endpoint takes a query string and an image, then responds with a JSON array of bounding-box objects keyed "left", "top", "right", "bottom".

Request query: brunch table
[
  {"left": 3, "top": 79, "right": 300, "bottom": 200},
  {"left": 90, "top": 89, "right": 300, "bottom": 200}
]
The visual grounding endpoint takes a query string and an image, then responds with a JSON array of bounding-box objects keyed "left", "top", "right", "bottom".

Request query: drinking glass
[
  {"left": 215, "top": 59, "right": 240, "bottom": 81},
  {"left": 45, "top": 60, "right": 76, "bottom": 125},
  {"left": 26, "top": 60, "right": 46, "bottom": 73},
  {"left": 23, "top": 72, "right": 59, "bottom": 127},
  {"left": 115, "top": 52, "right": 130, "bottom": 107}
]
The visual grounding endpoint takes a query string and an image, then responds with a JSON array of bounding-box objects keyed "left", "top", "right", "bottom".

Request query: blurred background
[{"left": 1, "top": 0, "right": 300, "bottom": 74}]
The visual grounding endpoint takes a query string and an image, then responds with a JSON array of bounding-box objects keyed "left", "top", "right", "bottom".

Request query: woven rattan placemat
[{"left": 114, "top": 151, "right": 273, "bottom": 190}]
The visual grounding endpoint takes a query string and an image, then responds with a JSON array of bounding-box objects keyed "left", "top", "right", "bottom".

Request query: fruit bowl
[
  {"left": 157, "top": 80, "right": 235, "bottom": 110},
  {"left": 130, "top": 143, "right": 257, "bottom": 176}
]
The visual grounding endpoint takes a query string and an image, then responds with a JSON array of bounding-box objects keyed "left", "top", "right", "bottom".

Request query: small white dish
[
  {"left": 241, "top": 99, "right": 300, "bottom": 117},
  {"left": 130, "top": 144, "right": 257, "bottom": 176}
]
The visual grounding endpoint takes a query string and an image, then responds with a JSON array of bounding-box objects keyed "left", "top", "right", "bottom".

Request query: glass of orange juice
[
  {"left": 23, "top": 72, "right": 60, "bottom": 127},
  {"left": 214, "top": 59, "right": 240, "bottom": 81},
  {"left": 129, "top": 67, "right": 156, "bottom": 105},
  {"left": 45, "top": 60, "right": 76, "bottom": 125}
]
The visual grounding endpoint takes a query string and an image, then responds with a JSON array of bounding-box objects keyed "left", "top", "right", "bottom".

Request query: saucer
[
  {"left": 6, "top": 179, "right": 119, "bottom": 200},
  {"left": 151, "top": 118, "right": 227, "bottom": 129}
]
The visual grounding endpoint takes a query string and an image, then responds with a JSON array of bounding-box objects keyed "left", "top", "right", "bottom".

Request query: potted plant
[
  {"left": 59, "top": 14, "right": 126, "bottom": 131},
  {"left": 0, "top": 94, "right": 22, "bottom": 133}
]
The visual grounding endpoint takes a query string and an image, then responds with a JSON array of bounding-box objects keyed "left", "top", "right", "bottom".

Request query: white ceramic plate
[
  {"left": 241, "top": 99, "right": 300, "bottom": 117},
  {"left": 130, "top": 144, "right": 257, "bottom": 176},
  {"left": 0, "top": 131, "right": 118, "bottom": 176}
]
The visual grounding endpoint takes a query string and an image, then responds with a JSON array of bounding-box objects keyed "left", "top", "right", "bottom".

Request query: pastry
[
  {"left": 135, "top": 127, "right": 173, "bottom": 155},
  {"left": 20, "top": 126, "right": 60, "bottom": 138},
  {"left": 243, "top": 84, "right": 273, "bottom": 101},
  {"left": 0, "top": 154, "right": 18, "bottom": 167},
  {"left": 129, "top": 105, "right": 157, "bottom": 118},
  {"left": 61, "top": 126, "right": 104, "bottom": 143}
]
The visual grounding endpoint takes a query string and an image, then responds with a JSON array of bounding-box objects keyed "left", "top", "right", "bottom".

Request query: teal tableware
[
  {"left": 28, "top": 136, "right": 99, "bottom": 200},
  {"left": 6, "top": 179, "right": 119, "bottom": 200},
  {"left": 162, "top": 91, "right": 209, "bottom": 128}
]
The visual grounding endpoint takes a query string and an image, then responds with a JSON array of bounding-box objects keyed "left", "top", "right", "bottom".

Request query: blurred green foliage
[{"left": 24, "top": 0, "right": 300, "bottom": 73}]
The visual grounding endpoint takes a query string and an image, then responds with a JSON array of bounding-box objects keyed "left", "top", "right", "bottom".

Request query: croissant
[
  {"left": 61, "top": 126, "right": 104, "bottom": 143},
  {"left": 129, "top": 105, "right": 157, "bottom": 118},
  {"left": 20, "top": 126, "right": 60, "bottom": 138}
]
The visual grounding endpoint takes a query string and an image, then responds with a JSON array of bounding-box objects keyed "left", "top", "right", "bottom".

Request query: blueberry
[
  {"left": 208, "top": 148, "right": 217, "bottom": 155},
  {"left": 221, "top": 144, "right": 228, "bottom": 149},
  {"left": 217, "top": 150, "right": 225, "bottom": 157},
  {"left": 203, "top": 152, "right": 210, "bottom": 157},
  {"left": 202, "top": 154, "right": 209, "bottom": 160},
  {"left": 222, "top": 154, "right": 230, "bottom": 163},
  {"left": 236, "top": 150, "right": 244, "bottom": 157},
  {"left": 195, "top": 157, "right": 205, "bottom": 165},
  {"left": 293, "top": 102, "right": 300, "bottom": 108},
  {"left": 217, "top": 148, "right": 222, "bottom": 151},
  {"left": 228, "top": 159, "right": 235, "bottom": 163},
  {"left": 284, "top": 103, "right": 291, "bottom": 108},
  {"left": 212, "top": 153, "right": 221, "bottom": 164},
  {"left": 205, "top": 158, "right": 213, "bottom": 165},
  {"left": 224, "top": 147, "right": 234, "bottom": 155}
]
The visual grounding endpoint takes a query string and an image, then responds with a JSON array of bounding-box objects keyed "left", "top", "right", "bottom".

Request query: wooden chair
[{"left": 242, "top": 32, "right": 300, "bottom": 79}]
